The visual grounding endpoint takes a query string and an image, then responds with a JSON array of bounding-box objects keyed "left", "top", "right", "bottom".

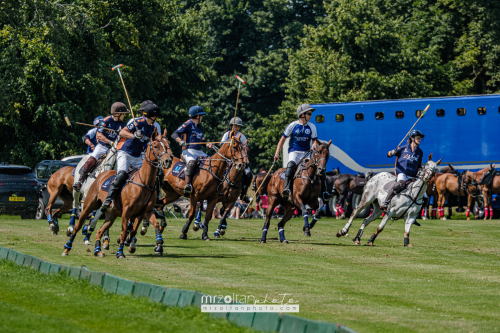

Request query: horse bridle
[
  {"left": 296, "top": 144, "right": 328, "bottom": 182},
  {"left": 145, "top": 139, "right": 172, "bottom": 169},
  {"left": 461, "top": 171, "right": 480, "bottom": 198}
]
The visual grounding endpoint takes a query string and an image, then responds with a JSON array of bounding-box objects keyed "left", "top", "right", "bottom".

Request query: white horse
[
  {"left": 68, "top": 141, "right": 118, "bottom": 240},
  {"left": 336, "top": 156, "right": 441, "bottom": 247}
]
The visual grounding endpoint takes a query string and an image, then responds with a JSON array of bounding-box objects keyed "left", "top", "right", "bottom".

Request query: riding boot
[
  {"left": 102, "top": 171, "right": 128, "bottom": 211},
  {"left": 73, "top": 156, "right": 97, "bottom": 191},
  {"left": 240, "top": 169, "right": 253, "bottom": 203},
  {"left": 282, "top": 161, "right": 297, "bottom": 200},
  {"left": 381, "top": 180, "right": 405, "bottom": 210},
  {"left": 183, "top": 161, "right": 196, "bottom": 196},
  {"left": 321, "top": 172, "right": 333, "bottom": 202}
]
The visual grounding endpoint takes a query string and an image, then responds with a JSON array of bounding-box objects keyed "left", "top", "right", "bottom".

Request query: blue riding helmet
[
  {"left": 188, "top": 105, "right": 207, "bottom": 118},
  {"left": 93, "top": 116, "right": 104, "bottom": 127},
  {"left": 410, "top": 129, "right": 425, "bottom": 138}
]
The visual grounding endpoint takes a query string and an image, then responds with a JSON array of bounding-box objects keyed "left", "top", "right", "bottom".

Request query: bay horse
[
  {"left": 45, "top": 166, "right": 75, "bottom": 235},
  {"left": 333, "top": 170, "right": 367, "bottom": 219},
  {"left": 435, "top": 165, "right": 494, "bottom": 220},
  {"left": 341, "top": 156, "right": 441, "bottom": 247},
  {"left": 421, "top": 161, "right": 457, "bottom": 220},
  {"left": 260, "top": 140, "right": 331, "bottom": 244},
  {"left": 476, "top": 166, "right": 498, "bottom": 220},
  {"left": 159, "top": 134, "right": 246, "bottom": 241},
  {"left": 62, "top": 129, "right": 173, "bottom": 257}
]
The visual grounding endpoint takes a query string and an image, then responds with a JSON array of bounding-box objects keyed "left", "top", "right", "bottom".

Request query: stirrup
[
  {"left": 101, "top": 199, "right": 112, "bottom": 211},
  {"left": 184, "top": 184, "right": 193, "bottom": 195},
  {"left": 282, "top": 188, "right": 291, "bottom": 199},
  {"left": 73, "top": 182, "right": 82, "bottom": 191}
]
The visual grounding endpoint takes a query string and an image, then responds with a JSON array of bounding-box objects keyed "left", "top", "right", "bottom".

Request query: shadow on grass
[{"left": 132, "top": 253, "right": 241, "bottom": 259}]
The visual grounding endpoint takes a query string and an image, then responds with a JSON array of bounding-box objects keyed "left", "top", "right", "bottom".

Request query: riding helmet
[
  {"left": 143, "top": 103, "right": 161, "bottom": 119},
  {"left": 139, "top": 100, "right": 153, "bottom": 111},
  {"left": 93, "top": 116, "right": 104, "bottom": 127},
  {"left": 410, "top": 129, "right": 425, "bottom": 138},
  {"left": 296, "top": 104, "right": 316, "bottom": 118},
  {"left": 229, "top": 117, "right": 244, "bottom": 126},
  {"left": 188, "top": 105, "right": 207, "bottom": 118},
  {"left": 110, "top": 102, "right": 130, "bottom": 115}
]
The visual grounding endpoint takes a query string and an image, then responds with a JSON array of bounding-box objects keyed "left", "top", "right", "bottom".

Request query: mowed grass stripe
[
  {"left": 0, "top": 260, "right": 255, "bottom": 333},
  {"left": 1, "top": 215, "right": 499, "bottom": 332}
]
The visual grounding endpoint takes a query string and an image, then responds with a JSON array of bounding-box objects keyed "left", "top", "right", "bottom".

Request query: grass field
[
  {"left": 0, "top": 259, "right": 254, "bottom": 333},
  {"left": 0, "top": 214, "right": 499, "bottom": 333}
]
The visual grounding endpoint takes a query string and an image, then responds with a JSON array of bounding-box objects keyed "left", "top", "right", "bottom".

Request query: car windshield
[
  {"left": 36, "top": 165, "right": 48, "bottom": 178},
  {"left": 0, "top": 168, "right": 32, "bottom": 176},
  {"left": 47, "top": 165, "right": 62, "bottom": 177}
]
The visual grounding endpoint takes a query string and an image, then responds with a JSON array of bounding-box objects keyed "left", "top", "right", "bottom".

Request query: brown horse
[
  {"left": 62, "top": 129, "right": 173, "bottom": 257},
  {"left": 260, "top": 141, "right": 331, "bottom": 244},
  {"left": 434, "top": 166, "right": 494, "bottom": 220},
  {"left": 332, "top": 170, "right": 368, "bottom": 219},
  {"left": 44, "top": 166, "right": 75, "bottom": 235},
  {"left": 421, "top": 162, "right": 458, "bottom": 220},
  {"left": 159, "top": 134, "right": 246, "bottom": 241},
  {"left": 476, "top": 166, "right": 498, "bottom": 220}
]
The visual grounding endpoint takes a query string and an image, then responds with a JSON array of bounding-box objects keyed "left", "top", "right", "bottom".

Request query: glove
[
  {"left": 388, "top": 149, "right": 396, "bottom": 157},
  {"left": 274, "top": 152, "right": 279, "bottom": 161},
  {"left": 134, "top": 131, "right": 143, "bottom": 140},
  {"left": 179, "top": 140, "right": 188, "bottom": 147}
]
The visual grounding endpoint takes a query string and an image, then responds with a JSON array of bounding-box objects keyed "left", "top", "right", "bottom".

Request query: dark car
[
  {"left": 34, "top": 160, "right": 78, "bottom": 220},
  {"left": 0, "top": 162, "right": 40, "bottom": 219}
]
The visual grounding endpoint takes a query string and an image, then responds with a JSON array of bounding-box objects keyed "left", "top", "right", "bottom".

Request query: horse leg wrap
[
  {"left": 309, "top": 217, "right": 319, "bottom": 230},
  {"left": 181, "top": 222, "right": 190, "bottom": 235},
  {"left": 85, "top": 227, "right": 94, "bottom": 240},
  {"left": 64, "top": 234, "right": 76, "bottom": 251},
  {"left": 466, "top": 207, "right": 470, "bottom": 217},
  {"left": 278, "top": 228, "right": 286, "bottom": 243},
  {"left": 303, "top": 212, "right": 310, "bottom": 229},
  {"left": 490, "top": 207, "right": 493, "bottom": 218},
  {"left": 354, "top": 229, "right": 363, "bottom": 242},
  {"left": 261, "top": 228, "right": 268, "bottom": 242},
  {"left": 69, "top": 208, "right": 77, "bottom": 226},
  {"left": 94, "top": 240, "right": 102, "bottom": 255},
  {"left": 214, "top": 229, "right": 221, "bottom": 237},
  {"left": 485, "top": 208, "right": 489, "bottom": 218},
  {"left": 143, "top": 220, "right": 149, "bottom": 227},
  {"left": 335, "top": 205, "right": 339, "bottom": 217},
  {"left": 82, "top": 224, "right": 88, "bottom": 236},
  {"left": 368, "top": 233, "right": 377, "bottom": 244},
  {"left": 103, "top": 229, "right": 109, "bottom": 241},
  {"left": 116, "top": 243, "right": 125, "bottom": 258},
  {"left": 155, "top": 228, "right": 164, "bottom": 245},
  {"left": 404, "top": 237, "right": 410, "bottom": 247},
  {"left": 47, "top": 214, "right": 52, "bottom": 224},
  {"left": 339, "top": 207, "right": 345, "bottom": 215},
  {"left": 195, "top": 210, "right": 202, "bottom": 223}
]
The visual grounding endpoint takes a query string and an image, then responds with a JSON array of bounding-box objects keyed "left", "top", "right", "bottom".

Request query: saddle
[
  {"left": 171, "top": 157, "right": 207, "bottom": 179},
  {"left": 101, "top": 169, "right": 139, "bottom": 192},
  {"left": 383, "top": 178, "right": 416, "bottom": 193}
]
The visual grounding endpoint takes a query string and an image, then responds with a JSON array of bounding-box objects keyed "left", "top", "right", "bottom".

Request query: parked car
[
  {"left": 0, "top": 162, "right": 40, "bottom": 219},
  {"left": 61, "top": 155, "right": 85, "bottom": 164},
  {"left": 34, "top": 160, "right": 78, "bottom": 220}
]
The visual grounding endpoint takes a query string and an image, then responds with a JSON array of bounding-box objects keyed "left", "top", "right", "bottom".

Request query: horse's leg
[
  {"left": 446, "top": 195, "right": 453, "bottom": 219},
  {"left": 146, "top": 212, "right": 164, "bottom": 256},
  {"left": 180, "top": 196, "right": 197, "bottom": 239},
  {"left": 102, "top": 229, "right": 110, "bottom": 250},
  {"left": 309, "top": 209, "right": 321, "bottom": 230},
  {"left": 261, "top": 195, "right": 279, "bottom": 243},
  {"left": 62, "top": 195, "right": 100, "bottom": 256},
  {"left": 336, "top": 192, "right": 346, "bottom": 219},
  {"left": 337, "top": 190, "right": 375, "bottom": 237},
  {"left": 126, "top": 217, "right": 142, "bottom": 254},
  {"left": 83, "top": 207, "right": 104, "bottom": 246},
  {"left": 295, "top": 197, "right": 312, "bottom": 237},
  {"left": 51, "top": 189, "right": 73, "bottom": 237},
  {"left": 201, "top": 199, "right": 218, "bottom": 241},
  {"left": 404, "top": 215, "right": 416, "bottom": 247},
  {"left": 367, "top": 214, "right": 390, "bottom": 246},
  {"left": 353, "top": 202, "right": 382, "bottom": 245},
  {"left": 93, "top": 212, "right": 117, "bottom": 257},
  {"left": 216, "top": 201, "right": 235, "bottom": 238},
  {"left": 117, "top": 211, "right": 131, "bottom": 259},
  {"left": 439, "top": 193, "right": 449, "bottom": 220},
  {"left": 277, "top": 205, "right": 294, "bottom": 244}
]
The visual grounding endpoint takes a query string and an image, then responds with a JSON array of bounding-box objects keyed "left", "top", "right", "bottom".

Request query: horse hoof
[
  {"left": 128, "top": 246, "right": 136, "bottom": 254},
  {"left": 304, "top": 230, "right": 311, "bottom": 237},
  {"left": 66, "top": 227, "right": 73, "bottom": 237},
  {"left": 367, "top": 242, "right": 373, "bottom": 246},
  {"left": 336, "top": 231, "right": 344, "bottom": 238},
  {"left": 214, "top": 234, "right": 220, "bottom": 239},
  {"left": 61, "top": 252, "right": 69, "bottom": 256},
  {"left": 353, "top": 240, "right": 360, "bottom": 245},
  {"left": 335, "top": 215, "right": 340, "bottom": 220},
  {"left": 407, "top": 244, "right": 413, "bottom": 247},
  {"left": 103, "top": 241, "right": 109, "bottom": 250},
  {"left": 155, "top": 251, "right": 163, "bottom": 256},
  {"left": 116, "top": 253, "right": 126, "bottom": 259},
  {"left": 179, "top": 234, "right": 187, "bottom": 240},
  {"left": 140, "top": 226, "right": 148, "bottom": 236},
  {"left": 84, "top": 240, "right": 91, "bottom": 246},
  {"left": 193, "top": 226, "right": 199, "bottom": 232},
  {"left": 203, "top": 237, "right": 211, "bottom": 241},
  {"left": 220, "top": 230, "right": 225, "bottom": 236},
  {"left": 260, "top": 240, "right": 266, "bottom": 244},
  {"left": 281, "top": 240, "right": 289, "bottom": 244},
  {"left": 95, "top": 251, "right": 105, "bottom": 257}
]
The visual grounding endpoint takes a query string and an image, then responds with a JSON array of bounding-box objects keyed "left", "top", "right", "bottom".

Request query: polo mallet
[
  {"left": 230, "top": 75, "right": 246, "bottom": 145},
  {"left": 397, "top": 104, "right": 430, "bottom": 148},
  {"left": 241, "top": 160, "right": 276, "bottom": 217},
  {"left": 111, "top": 64, "right": 138, "bottom": 129},
  {"left": 64, "top": 114, "right": 118, "bottom": 132}
]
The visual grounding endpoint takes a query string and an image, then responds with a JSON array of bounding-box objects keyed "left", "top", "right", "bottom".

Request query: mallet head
[
  {"left": 64, "top": 114, "right": 72, "bottom": 127},
  {"left": 112, "top": 64, "right": 123, "bottom": 71},
  {"left": 235, "top": 76, "right": 246, "bottom": 84}
]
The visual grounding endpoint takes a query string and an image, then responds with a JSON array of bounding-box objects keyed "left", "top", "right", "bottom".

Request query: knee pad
[
  {"left": 285, "top": 161, "right": 297, "bottom": 177},
  {"left": 393, "top": 180, "right": 405, "bottom": 193}
]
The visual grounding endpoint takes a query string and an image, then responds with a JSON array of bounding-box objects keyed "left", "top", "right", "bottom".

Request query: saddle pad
[
  {"left": 72, "top": 168, "right": 76, "bottom": 177},
  {"left": 383, "top": 180, "right": 396, "bottom": 192},
  {"left": 171, "top": 158, "right": 206, "bottom": 180},
  {"left": 279, "top": 171, "right": 285, "bottom": 180},
  {"left": 101, "top": 174, "right": 116, "bottom": 192},
  {"left": 356, "top": 176, "right": 366, "bottom": 187}
]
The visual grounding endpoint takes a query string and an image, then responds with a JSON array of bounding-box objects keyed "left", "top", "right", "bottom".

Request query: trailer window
[
  {"left": 355, "top": 113, "right": 364, "bottom": 121},
  {"left": 416, "top": 110, "right": 425, "bottom": 118},
  {"left": 315, "top": 115, "right": 324, "bottom": 123},
  {"left": 457, "top": 108, "right": 466, "bottom": 116},
  {"left": 336, "top": 114, "right": 344, "bottom": 122},
  {"left": 477, "top": 107, "right": 486, "bottom": 115},
  {"left": 436, "top": 109, "right": 445, "bottom": 117},
  {"left": 375, "top": 112, "right": 384, "bottom": 120},
  {"left": 395, "top": 111, "right": 404, "bottom": 119}
]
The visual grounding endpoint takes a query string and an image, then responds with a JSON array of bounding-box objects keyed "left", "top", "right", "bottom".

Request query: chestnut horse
[
  {"left": 434, "top": 166, "right": 494, "bottom": 220},
  {"left": 159, "top": 134, "right": 246, "bottom": 241},
  {"left": 421, "top": 163, "right": 458, "bottom": 220},
  {"left": 45, "top": 166, "right": 75, "bottom": 235},
  {"left": 62, "top": 129, "right": 173, "bottom": 257},
  {"left": 260, "top": 140, "right": 331, "bottom": 244},
  {"left": 476, "top": 166, "right": 498, "bottom": 220}
]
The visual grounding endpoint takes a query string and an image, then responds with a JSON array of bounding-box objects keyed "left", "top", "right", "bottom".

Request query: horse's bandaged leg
[
  {"left": 302, "top": 209, "right": 309, "bottom": 229},
  {"left": 89, "top": 208, "right": 103, "bottom": 229},
  {"left": 490, "top": 207, "right": 494, "bottom": 217},
  {"left": 335, "top": 204, "right": 340, "bottom": 216},
  {"left": 466, "top": 207, "right": 470, "bottom": 217},
  {"left": 278, "top": 228, "right": 286, "bottom": 243},
  {"left": 69, "top": 208, "right": 77, "bottom": 226},
  {"left": 261, "top": 227, "right": 268, "bottom": 242},
  {"left": 155, "top": 228, "right": 163, "bottom": 245},
  {"left": 485, "top": 208, "right": 489, "bottom": 218}
]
